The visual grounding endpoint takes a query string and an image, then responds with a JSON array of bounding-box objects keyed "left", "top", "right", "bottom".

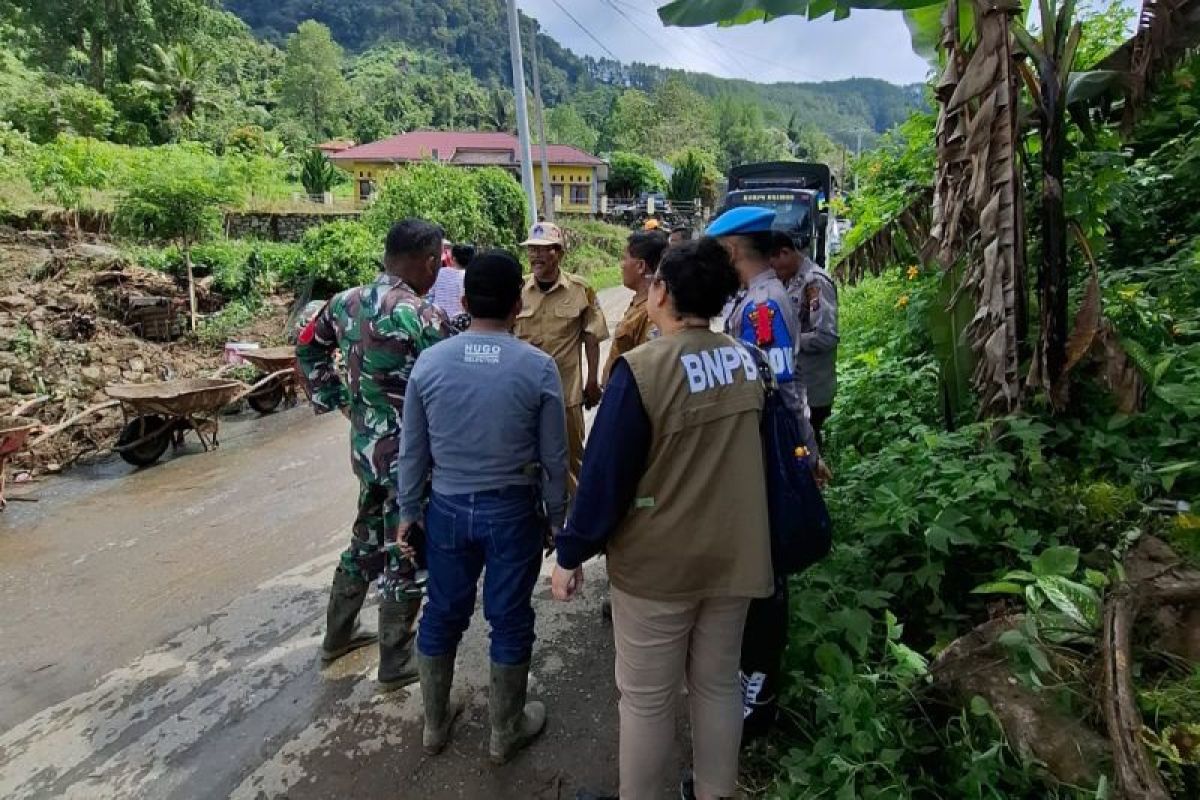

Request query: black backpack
[{"left": 740, "top": 341, "right": 832, "bottom": 574}]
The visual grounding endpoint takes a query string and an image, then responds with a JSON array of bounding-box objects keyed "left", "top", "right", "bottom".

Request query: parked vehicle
[{"left": 719, "top": 162, "right": 837, "bottom": 267}]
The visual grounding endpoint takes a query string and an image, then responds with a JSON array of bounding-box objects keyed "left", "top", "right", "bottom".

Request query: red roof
[{"left": 329, "top": 131, "right": 604, "bottom": 167}]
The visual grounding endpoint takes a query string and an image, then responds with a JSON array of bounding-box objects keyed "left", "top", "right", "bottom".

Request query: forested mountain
[
  {"left": 222, "top": 0, "right": 923, "bottom": 149},
  {"left": 0, "top": 0, "right": 922, "bottom": 185}
]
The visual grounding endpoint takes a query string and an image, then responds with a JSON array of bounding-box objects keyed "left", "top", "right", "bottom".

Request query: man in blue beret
[{"left": 706, "top": 205, "right": 820, "bottom": 745}]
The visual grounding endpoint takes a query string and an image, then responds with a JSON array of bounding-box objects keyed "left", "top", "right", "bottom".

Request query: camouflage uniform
[{"left": 297, "top": 273, "right": 454, "bottom": 602}]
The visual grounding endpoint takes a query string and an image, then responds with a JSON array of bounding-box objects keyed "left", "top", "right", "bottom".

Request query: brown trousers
[
  {"left": 611, "top": 587, "right": 751, "bottom": 799},
  {"left": 565, "top": 403, "right": 584, "bottom": 494}
]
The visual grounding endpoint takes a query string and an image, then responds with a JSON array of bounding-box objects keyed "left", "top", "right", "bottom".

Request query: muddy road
[{"left": 0, "top": 287, "right": 689, "bottom": 799}]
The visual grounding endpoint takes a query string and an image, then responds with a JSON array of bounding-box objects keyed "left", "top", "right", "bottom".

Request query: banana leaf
[{"left": 657, "top": 0, "right": 946, "bottom": 28}]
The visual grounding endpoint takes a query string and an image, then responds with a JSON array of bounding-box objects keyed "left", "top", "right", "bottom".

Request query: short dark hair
[
  {"left": 465, "top": 249, "right": 523, "bottom": 320},
  {"left": 656, "top": 237, "right": 739, "bottom": 319},
  {"left": 771, "top": 230, "right": 811, "bottom": 254},
  {"left": 626, "top": 230, "right": 669, "bottom": 272},
  {"left": 451, "top": 243, "right": 475, "bottom": 268},
  {"left": 769, "top": 230, "right": 796, "bottom": 256},
  {"left": 670, "top": 227, "right": 693, "bottom": 241},
  {"left": 385, "top": 218, "right": 444, "bottom": 260},
  {"left": 742, "top": 230, "right": 777, "bottom": 259}
]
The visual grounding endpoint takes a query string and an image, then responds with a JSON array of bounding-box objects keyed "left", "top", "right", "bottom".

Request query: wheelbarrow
[
  {"left": 237, "top": 346, "right": 306, "bottom": 414},
  {"left": 106, "top": 378, "right": 248, "bottom": 467},
  {"left": 0, "top": 416, "right": 39, "bottom": 510}
]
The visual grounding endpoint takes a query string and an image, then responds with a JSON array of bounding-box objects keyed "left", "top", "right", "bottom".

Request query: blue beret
[{"left": 705, "top": 206, "right": 776, "bottom": 237}]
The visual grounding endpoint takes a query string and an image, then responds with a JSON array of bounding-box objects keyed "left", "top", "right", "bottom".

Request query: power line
[
  {"left": 546, "top": 0, "right": 621, "bottom": 61},
  {"left": 610, "top": 0, "right": 823, "bottom": 83},
  {"left": 605, "top": 0, "right": 746, "bottom": 79}
]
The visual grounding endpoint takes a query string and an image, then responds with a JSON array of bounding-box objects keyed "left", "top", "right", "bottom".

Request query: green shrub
[
  {"left": 289, "top": 220, "right": 381, "bottom": 293},
  {"left": 136, "top": 239, "right": 301, "bottom": 299},
  {"left": 195, "top": 299, "right": 260, "bottom": 347},
  {"left": 560, "top": 219, "right": 628, "bottom": 289},
  {"left": 364, "top": 162, "right": 526, "bottom": 250}
]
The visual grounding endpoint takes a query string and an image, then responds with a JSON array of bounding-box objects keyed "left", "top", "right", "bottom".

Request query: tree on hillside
[
  {"left": 135, "top": 43, "right": 215, "bottom": 129},
  {"left": 606, "top": 90, "right": 657, "bottom": 155},
  {"left": 280, "top": 21, "right": 349, "bottom": 140},
  {"left": 714, "top": 94, "right": 791, "bottom": 170},
  {"left": 546, "top": 105, "right": 599, "bottom": 153},
  {"left": 646, "top": 77, "right": 720, "bottom": 161},
  {"left": 115, "top": 153, "right": 238, "bottom": 329},
  {"left": 18, "top": 0, "right": 212, "bottom": 91}
]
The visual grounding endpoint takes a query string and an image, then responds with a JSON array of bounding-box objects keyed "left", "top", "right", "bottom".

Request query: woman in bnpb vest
[{"left": 551, "top": 238, "right": 774, "bottom": 800}]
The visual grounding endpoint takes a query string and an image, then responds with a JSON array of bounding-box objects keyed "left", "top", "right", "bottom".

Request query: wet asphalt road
[{"left": 0, "top": 287, "right": 690, "bottom": 799}]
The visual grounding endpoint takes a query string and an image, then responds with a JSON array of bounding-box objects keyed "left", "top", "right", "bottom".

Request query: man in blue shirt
[{"left": 396, "top": 250, "right": 568, "bottom": 764}]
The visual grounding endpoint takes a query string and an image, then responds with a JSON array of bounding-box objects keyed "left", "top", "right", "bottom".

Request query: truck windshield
[{"left": 722, "top": 190, "right": 813, "bottom": 232}]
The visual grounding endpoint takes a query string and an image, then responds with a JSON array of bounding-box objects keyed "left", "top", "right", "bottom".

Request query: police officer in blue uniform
[
  {"left": 711, "top": 207, "right": 819, "bottom": 456},
  {"left": 707, "top": 205, "right": 819, "bottom": 742}
]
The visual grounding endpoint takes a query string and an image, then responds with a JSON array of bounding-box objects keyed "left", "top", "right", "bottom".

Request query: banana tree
[
  {"left": 658, "top": 0, "right": 1144, "bottom": 416},
  {"left": 661, "top": 0, "right": 1027, "bottom": 414}
]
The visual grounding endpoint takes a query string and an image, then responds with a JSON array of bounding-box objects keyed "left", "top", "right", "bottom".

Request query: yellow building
[{"left": 329, "top": 131, "right": 608, "bottom": 215}]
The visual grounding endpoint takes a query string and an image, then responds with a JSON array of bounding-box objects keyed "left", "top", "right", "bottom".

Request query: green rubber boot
[
  {"left": 319, "top": 567, "right": 377, "bottom": 664},
  {"left": 377, "top": 597, "right": 420, "bottom": 692},
  {"left": 488, "top": 661, "right": 546, "bottom": 765},
  {"left": 417, "top": 651, "right": 460, "bottom": 754}
]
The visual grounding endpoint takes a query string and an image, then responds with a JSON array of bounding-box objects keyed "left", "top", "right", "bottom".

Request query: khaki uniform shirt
[
  {"left": 514, "top": 271, "right": 610, "bottom": 407},
  {"left": 608, "top": 329, "right": 774, "bottom": 602},
  {"left": 602, "top": 289, "right": 653, "bottom": 383}
]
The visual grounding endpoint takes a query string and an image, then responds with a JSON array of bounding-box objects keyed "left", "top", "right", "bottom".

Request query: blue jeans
[{"left": 417, "top": 486, "right": 544, "bottom": 665}]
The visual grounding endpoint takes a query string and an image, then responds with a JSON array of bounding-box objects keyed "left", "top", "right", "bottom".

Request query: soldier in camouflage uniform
[{"left": 297, "top": 218, "right": 455, "bottom": 692}]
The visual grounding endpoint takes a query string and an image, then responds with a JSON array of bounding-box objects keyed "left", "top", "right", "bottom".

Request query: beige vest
[{"left": 608, "top": 329, "right": 774, "bottom": 602}]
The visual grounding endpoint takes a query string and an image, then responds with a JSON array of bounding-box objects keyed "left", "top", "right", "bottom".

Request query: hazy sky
[
  {"left": 517, "top": 1, "right": 935, "bottom": 85},
  {"left": 515, "top": 0, "right": 1138, "bottom": 87}
]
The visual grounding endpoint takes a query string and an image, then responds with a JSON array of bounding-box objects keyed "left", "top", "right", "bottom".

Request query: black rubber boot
[
  {"left": 488, "top": 661, "right": 546, "bottom": 765},
  {"left": 319, "top": 567, "right": 377, "bottom": 664},
  {"left": 417, "top": 651, "right": 460, "bottom": 754},
  {"left": 377, "top": 597, "right": 420, "bottom": 692}
]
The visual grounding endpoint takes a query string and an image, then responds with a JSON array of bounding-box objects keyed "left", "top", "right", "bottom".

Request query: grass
[{"left": 560, "top": 217, "right": 629, "bottom": 292}]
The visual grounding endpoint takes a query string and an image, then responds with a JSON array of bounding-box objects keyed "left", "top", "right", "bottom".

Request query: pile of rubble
[{"left": 0, "top": 229, "right": 285, "bottom": 474}]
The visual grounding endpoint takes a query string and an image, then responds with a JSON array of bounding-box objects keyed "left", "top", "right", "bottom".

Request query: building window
[
  {"left": 570, "top": 184, "right": 590, "bottom": 205},
  {"left": 552, "top": 184, "right": 565, "bottom": 204},
  {"left": 358, "top": 179, "right": 375, "bottom": 202}
]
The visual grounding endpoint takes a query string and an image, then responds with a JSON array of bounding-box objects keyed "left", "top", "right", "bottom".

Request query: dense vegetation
[
  {"left": 224, "top": 0, "right": 921, "bottom": 150},
  {"left": 752, "top": 40, "right": 1200, "bottom": 799}
]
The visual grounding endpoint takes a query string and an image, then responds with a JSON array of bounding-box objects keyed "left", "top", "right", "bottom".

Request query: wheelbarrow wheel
[
  {"left": 117, "top": 415, "right": 171, "bottom": 467},
  {"left": 248, "top": 378, "right": 285, "bottom": 414}
]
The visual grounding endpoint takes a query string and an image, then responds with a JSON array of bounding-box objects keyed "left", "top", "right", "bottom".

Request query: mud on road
[{"left": 0, "top": 286, "right": 692, "bottom": 799}]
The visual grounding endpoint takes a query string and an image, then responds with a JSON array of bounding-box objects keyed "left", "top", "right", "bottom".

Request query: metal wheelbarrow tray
[
  {"left": 0, "top": 416, "right": 39, "bottom": 509},
  {"left": 237, "top": 346, "right": 306, "bottom": 414},
  {"left": 106, "top": 379, "right": 244, "bottom": 467}
]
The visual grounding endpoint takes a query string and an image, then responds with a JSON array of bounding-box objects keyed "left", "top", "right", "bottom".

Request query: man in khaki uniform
[{"left": 514, "top": 222, "right": 609, "bottom": 490}]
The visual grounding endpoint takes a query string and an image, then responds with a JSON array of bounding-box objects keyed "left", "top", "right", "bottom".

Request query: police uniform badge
[{"left": 738, "top": 300, "right": 795, "bottom": 382}]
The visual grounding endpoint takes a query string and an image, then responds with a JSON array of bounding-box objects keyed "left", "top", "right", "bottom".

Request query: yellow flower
[
  {"left": 906, "top": 265, "right": 920, "bottom": 280},
  {"left": 895, "top": 294, "right": 910, "bottom": 309},
  {"left": 1168, "top": 237, "right": 1180, "bottom": 246}
]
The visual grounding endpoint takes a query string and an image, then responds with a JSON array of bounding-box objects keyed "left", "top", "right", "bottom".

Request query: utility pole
[
  {"left": 854, "top": 129, "right": 864, "bottom": 193},
  {"left": 530, "top": 22, "right": 555, "bottom": 222},
  {"left": 506, "top": 0, "right": 537, "bottom": 225}
]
